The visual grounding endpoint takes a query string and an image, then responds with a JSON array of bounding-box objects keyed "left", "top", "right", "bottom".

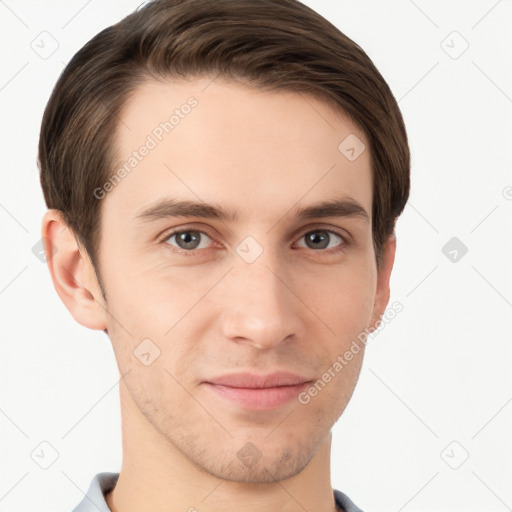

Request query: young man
[{"left": 38, "top": 1, "right": 410, "bottom": 511}]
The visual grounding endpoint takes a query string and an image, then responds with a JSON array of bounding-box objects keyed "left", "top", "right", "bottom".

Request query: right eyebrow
[{"left": 133, "top": 198, "right": 237, "bottom": 223}]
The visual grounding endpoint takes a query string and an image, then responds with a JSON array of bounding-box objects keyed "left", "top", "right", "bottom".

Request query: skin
[{"left": 42, "top": 76, "right": 396, "bottom": 512}]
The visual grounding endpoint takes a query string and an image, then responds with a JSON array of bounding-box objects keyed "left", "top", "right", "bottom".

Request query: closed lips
[{"left": 205, "top": 371, "right": 313, "bottom": 389}]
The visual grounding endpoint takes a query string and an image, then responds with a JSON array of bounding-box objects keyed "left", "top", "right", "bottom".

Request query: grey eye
[
  {"left": 299, "top": 230, "right": 343, "bottom": 250},
  {"left": 166, "top": 230, "right": 212, "bottom": 251}
]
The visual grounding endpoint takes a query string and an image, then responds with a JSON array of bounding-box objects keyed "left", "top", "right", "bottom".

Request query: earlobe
[
  {"left": 369, "top": 234, "right": 397, "bottom": 332},
  {"left": 41, "top": 209, "right": 108, "bottom": 331}
]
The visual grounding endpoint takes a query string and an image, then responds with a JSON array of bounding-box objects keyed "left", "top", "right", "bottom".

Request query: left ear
[{"left": 369, "top": 234, "right": 396, "bottom": 332}]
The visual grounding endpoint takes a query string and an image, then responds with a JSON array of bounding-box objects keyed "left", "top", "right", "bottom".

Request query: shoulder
[
  {"left": 333, "top": 488, "right": 365, "bottom": 512},
  {"left": 71, "top": 472, "right": 119, "bottom": 512}
]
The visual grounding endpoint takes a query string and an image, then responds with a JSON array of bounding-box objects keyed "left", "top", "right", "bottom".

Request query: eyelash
[{"left": 158, "top": 226, "right": 350, "bottom": 257}]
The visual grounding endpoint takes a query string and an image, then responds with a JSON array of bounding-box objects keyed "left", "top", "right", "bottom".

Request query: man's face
[{"left": 96, "top": 77, "right": 386, "bottom": 482}]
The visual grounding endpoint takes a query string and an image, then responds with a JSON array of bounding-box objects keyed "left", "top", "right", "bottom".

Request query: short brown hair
[{"left": 38, "top": 0, "right": 410, "bottom": 290}]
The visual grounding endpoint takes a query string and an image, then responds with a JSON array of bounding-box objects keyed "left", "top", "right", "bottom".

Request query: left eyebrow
[
  {"left": 294, "top": 197, "right": 370, "bottom": 224},
  {"left": 133, "top": 196, "right": 370, "bottom": 224}
]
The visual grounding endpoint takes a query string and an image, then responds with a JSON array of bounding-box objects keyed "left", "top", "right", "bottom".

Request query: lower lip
[{"left": 204, "top": 382, "right": 311, "bottom": 410}]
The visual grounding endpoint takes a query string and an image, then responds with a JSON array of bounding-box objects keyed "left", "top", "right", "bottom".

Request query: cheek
[
  {"left": 102, "top": 263, "right": 185, "bottom": 331},
  {"left": 296, "top": 261, "right": 376, "bottom": 336},
  {"left": 103, "top": 269, "right": 202, "bottom": 375}
]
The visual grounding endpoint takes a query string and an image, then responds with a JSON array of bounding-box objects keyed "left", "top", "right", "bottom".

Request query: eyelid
[
  {"left": 158, "top": 223, "right": 352, "bottom": 254},
  {"left": 291, "top": 223, "right": 352, "bottom": 245},
  {"left": 157, "top": 224, "right": 216, "bottom": 244}
]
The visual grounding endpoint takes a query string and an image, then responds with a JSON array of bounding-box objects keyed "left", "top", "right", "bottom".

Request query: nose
[{"left": 218, "top": 250, "right": 306, "bottom": 351}]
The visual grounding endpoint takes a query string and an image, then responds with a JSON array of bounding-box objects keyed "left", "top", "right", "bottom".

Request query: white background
[{"left": 1, "top": 1, "right": 511, "bottom": 511}]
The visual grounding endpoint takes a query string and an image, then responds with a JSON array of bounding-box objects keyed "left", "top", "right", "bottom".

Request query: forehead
[{"left": 106, "top": 76, "right": 372, "bottom": 226}]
